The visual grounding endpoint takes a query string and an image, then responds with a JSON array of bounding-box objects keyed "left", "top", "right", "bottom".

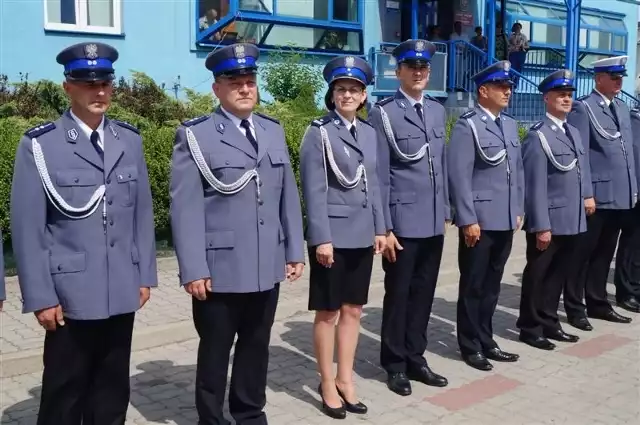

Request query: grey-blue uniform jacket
[
  {"left": 522, "top": 118, "right": 591, "bottom": 235},
  {"left": 300, "top": 112, "right": 386, "bottom": 248},
  {"left": 169, "top": 109, "right": 305, "bottom": 293},
  {"left": 369, "top": 91, "right": 451, "bottom": 238},
  {"left": 630, "top": 107, "right": 640, "bottom": 196},
  {"left": 10, "top": 111, "right": 158, "bottom": 320},
  {"left": 447, "top": 107, "right": 525, "bottom": 230},
  {"left": 568, "top": 90, "right": 637, "bottom": 209}
]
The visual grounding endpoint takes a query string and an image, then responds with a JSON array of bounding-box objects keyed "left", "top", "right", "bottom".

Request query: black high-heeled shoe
[
  {"left": 317, "top": 383, "right": 346, "bottom": 419},
  {"left": 336, "top": 385, "right": 368, "bottom": 414}
]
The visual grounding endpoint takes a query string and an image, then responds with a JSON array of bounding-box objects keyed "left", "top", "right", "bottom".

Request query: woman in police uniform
[{"left": 300, "top": 56, "right": 386, "bottom": 419}]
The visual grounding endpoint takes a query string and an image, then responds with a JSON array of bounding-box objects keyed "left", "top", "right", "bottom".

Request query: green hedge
[{"left": 0, "top": 68, "right": 529, "bottom": 247}]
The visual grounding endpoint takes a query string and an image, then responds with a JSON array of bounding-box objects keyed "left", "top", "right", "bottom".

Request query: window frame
[
  {"left": 499, "top": 0, "right": 627, "bottom": 56},
  {"left": 195, "top": 0, "right": 364, "bottom": 55},
  {"left": 43, "top": 0, "right": 123, "bottom": 35}
]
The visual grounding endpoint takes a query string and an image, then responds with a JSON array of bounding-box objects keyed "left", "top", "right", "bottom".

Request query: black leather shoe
[
  {"left": 406, "top": 365, "right": 448, "bottom": 387},
  {"left": 588, "top": 309, "right": 632, "bottom": 324},
  {"left": 387, "top": 372, "right": 412, "bottom": 396},
  {"left": 617, "top": 297, "right": 640, "bottom": 313},
  {"left": 519, "top": 334, "right": 556, "bottom": 350},
  {"left": 544, "top": 329, "right": 579, "bottom": 343},
  {"left": 317, "top": 384, "right": 346, "bottom": 419},
  {"left": 568, "top": 316, "right": 593, "bottom": 331},
  {"left": 484, "top": 348, "right": 519, "bottom": 362},
  {"left": 462, "top": 353, "right": 493, "bottom": 371},
  {"left": 336, "top": 386, "right": 367, "bottom": 414}
]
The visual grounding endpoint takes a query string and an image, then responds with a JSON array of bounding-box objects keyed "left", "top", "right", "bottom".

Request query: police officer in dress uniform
[
  {"left": 447, "top": 61, "right": 524, "bottom": 371},
  {"left": 300, "top": 55, "right": 386, "bottom": 420},
  {"left": 368, "top": 39, "right": 449, "bottom": 396},
  {"left": 10, "top": 42, "right": 158, "bottom": 425},
  {"left": 169, "top": 43, "right": 305, "bottom": 425},
  {"left": 517, "top": 70, "right": 590, "bottom": 351},
  {"left": 567, "top": 55, "right": 638, "bottom": 328},
  {"left": 618, "top": 107, "right": 640, "bottom": 311}
]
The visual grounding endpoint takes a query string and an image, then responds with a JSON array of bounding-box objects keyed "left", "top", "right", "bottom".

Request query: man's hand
[
  {"left": 316, "top": 243, "right": 334, "bottom": 268},
  {"left": 462, "top": 224, "right": 481, "bottom": 248},
  {"left": 445, "top": 220, "right": 452, "bottom": 234},
  {"left": 184, "top": 278, "right": 212, "bottom": 301},
  {"left": 536, "top": 230, "right": 552, "bottom": 251},
  {"left": 584, "top": 197, "right": 596, "bottom": 216},
  {"left": 383, "top": 231, "right": 403, "bottom": 263},
  {"left": 139, "top": 287, "right": 151, "bottom": 308},
  {"left": 374, "top": 235, "right": 387, "bottom": 255},
  {"left": 516, "top": 216, "right": 523, "bottom": 229},
  {"left": 35, "top": 305, "right": 65, "bottom": 331},
  {"left": 286, "top": 262, "right": 304, "bottom": 282}
]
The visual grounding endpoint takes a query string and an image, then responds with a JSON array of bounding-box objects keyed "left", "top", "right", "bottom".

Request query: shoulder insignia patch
[
  {"left": 460, "top": 109, "right": 476, "bottom": 119},
  {"left": 311, "top": 116, "right": 331, "bottom": 127},
  {"left": 530, "top": 121, "right": 544, "bottom": 131},
  {"left": 357, "top": 115, "right": 373, "bottom": 127},
  {"left": 376, "top": 97, "right": 394, "bottom": 106},
  {"left": 112, "top": 119, "right": 140, "bottom": 134},
  {"left": 24, "top": 122, "right": 55, "bottom": 138},
  {"left": 577, "top": 94, "right": 589, "bottom": 101},
  {"left": 254, "top": 111, "right": 280, "bottom": 124},
  {"left": 182, "top": 115, "right": 210, "bottom": 127}
]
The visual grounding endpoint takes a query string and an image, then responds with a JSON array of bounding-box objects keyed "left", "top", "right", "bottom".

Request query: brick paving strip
[{"left": 1, "top": 232, "right": 639, "bottom": 424}]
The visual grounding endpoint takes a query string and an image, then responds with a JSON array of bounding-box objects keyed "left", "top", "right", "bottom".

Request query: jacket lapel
[
  {"left": 592, "top": 90, "right": 616, "bottom": 124},
  {"left": 394, "top": 92, "right": 426, "bottom": 134},
  {"left": 215, "top": 108, "right": 257, "bottom": 159},
  {"left": 330, "top": 111, "right": 362, "bottom": 154},
  {"left": 477, "top": 108, "right": 504, "bottom": 141},
  {"left": 104, "top": 118, "right": 126, "bottom": 177},
  {"left": 255, "top": 117, "right": 271, "bottom": 164},
  {"left": 63, "top": 110, "right": 103, "bottom": 170}
]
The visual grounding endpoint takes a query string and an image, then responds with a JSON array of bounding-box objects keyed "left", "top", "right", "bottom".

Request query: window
[
  {"left": 197, "top": 0, "right": 363, "bottom": 54},
  {"left": 44, "top": 0, "right": 122, "bottom": 35}
]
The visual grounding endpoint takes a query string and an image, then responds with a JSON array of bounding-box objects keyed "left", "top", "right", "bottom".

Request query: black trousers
[
  {"left": 37, "top": 313, "right": 135, "bottom": 425},
  {"left": 193, "top": 285, "right": 279, "bottom": 425},
  {"left": 575, "top": 209, "right": 634, "bottom": 317},
  {"left": 613, "top": 205, "right": 640, "bottom": 301},
  {"left": 457, "top": 229, "right": 513, "bottom": 355},
  {"left": 380, "top": 235, "right": 444, "bottom": 373},
  {"left": 517, "top": 233, "right": 583, "bottom": 337}
]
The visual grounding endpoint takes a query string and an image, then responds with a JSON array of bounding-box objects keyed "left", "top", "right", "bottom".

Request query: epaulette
[
  {"left": 530, "top": 121, "right": 544, "bottom": 131},
  {"left": 24, "top": 122, "right": 55, "bottom": 138},
  {"left": 376, "top": 97, "right": 394, "bottom": 107},
  {"left": 460, "top": 110, "right": 476, "bottom": 119},
  {"left": 112, "top": 119, "right": 140, "bottom": 134},
  {"left": 357, "top": 115, "right": 373, "bottom": 127},
  {"left": 181, "top": 115, "right": 210, "bottom": 127},
  {"left": 311, "top": 116, "right": 331, "bottom": 127},
  {"left": 254, "top": 111, "right": 280, "bottom": 124},
  {"left": 577, "top": 95, "right": 589, "bottom": 101}
]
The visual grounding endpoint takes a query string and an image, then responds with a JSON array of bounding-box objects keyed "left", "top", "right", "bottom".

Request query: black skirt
[{"left": 308, "top": 246, "right": 375, "bottom": 311}]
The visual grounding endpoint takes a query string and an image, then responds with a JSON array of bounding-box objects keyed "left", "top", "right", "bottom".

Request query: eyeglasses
[{"left": 334, "top": 87, "right": 364, "bottom": 95}]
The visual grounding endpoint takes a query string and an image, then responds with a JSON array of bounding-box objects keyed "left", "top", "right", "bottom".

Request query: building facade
[{"left": 0, "top": 0, "right": 637, "bottom": 106}]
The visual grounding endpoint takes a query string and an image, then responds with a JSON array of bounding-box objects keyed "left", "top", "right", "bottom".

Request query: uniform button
[
  {"left": 259, "top": 181, "right": 263, "bottom": 187},
  {"left": 110, "top": 241, "right": 115, "bottom": 247},
  {"left": 118, "top": 175, "right": 123, "bottom": 180},
  {"left": 362, "top": 202, "right": 367, "bottom": 208},
  {"left": 128, "top": 173, "right": 132, "bottom": 178},
  {"left": 361, "top": 187, "right": 366, "bottom": 192},
  {"left": 73, "top": 178, "right": 79, "bottom": 183},
  {"left": 259, "top": 219, "right": 264, "bottom": 225},
  {"left": 225, "top": 160, "right": 230, "bottom": 165},
  {"left": 108, "top": 199, "right": 113, "bottom": 205},
  {"left": 106, "top": 178, "right": 111, "bottom": 184},
  {"left": 57, "top": 265, "right": 62, "bottom": 271},
  {"left": 258, "top": 200, "right": 264, "bottom": 205},
  {"left": 109, "top": 220, "right": 114, "bottom": 226}
]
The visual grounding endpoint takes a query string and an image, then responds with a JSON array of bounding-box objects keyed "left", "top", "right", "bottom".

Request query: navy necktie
[
  {"left": 240, "top": 119, "right": 258, "bottom": 152},
  {"left": 90, "top": 131, "right": 103, "bottom": 160},
  {"left": 349, "top": 124, "right": 357, "bottom": 140},
  {"left": 415, "top": 103, "right": 424, "bottom": 123}
]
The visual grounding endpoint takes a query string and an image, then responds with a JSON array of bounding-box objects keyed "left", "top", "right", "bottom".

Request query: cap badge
[
  {"left": 345, "top": 56, "right": 355, "bottom": 68},
  {"left": 234, "top": 45, "right": 245, "bottom": 59},
  {"left": 620, "top": 57, "right": 627, "bottom": 65},
  {"left": 67, "top": 129, "right": 78, "bottom": 141},
  {"left": 504, "top": 62, "right": 511, "bottom": 71},
  {"left": 84, "top": 44, "right": 98, "bottom": 59},
  {"left": 415, "top": 40, "right": 425, "bottom": 52},
  {"left": 563, "top": 70, "right": 572, "bottom": 79}
]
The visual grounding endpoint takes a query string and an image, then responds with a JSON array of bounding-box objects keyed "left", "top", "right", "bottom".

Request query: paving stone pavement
[{"left": 1, "top": 232, "right": 639, "bottom": 424}]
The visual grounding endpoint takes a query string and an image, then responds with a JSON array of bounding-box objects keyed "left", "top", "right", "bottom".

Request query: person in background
[
  {"left": 495, "top": 23, "right": 509, "bottom": 61},
  {"left": 470, "top": 26, "right": 488, "bottom": 51},
  {"left": 508, "top": 23, "right": 529, "bottom": 90},
  {"left": 300, "top": 55, "right": 386, "bottom": 419},
  {"left": 11, "top": 41, "right": 157, "bottom": 425},
  {"left": 517, "top": 70, "right": 590, "bottom": 351}
]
